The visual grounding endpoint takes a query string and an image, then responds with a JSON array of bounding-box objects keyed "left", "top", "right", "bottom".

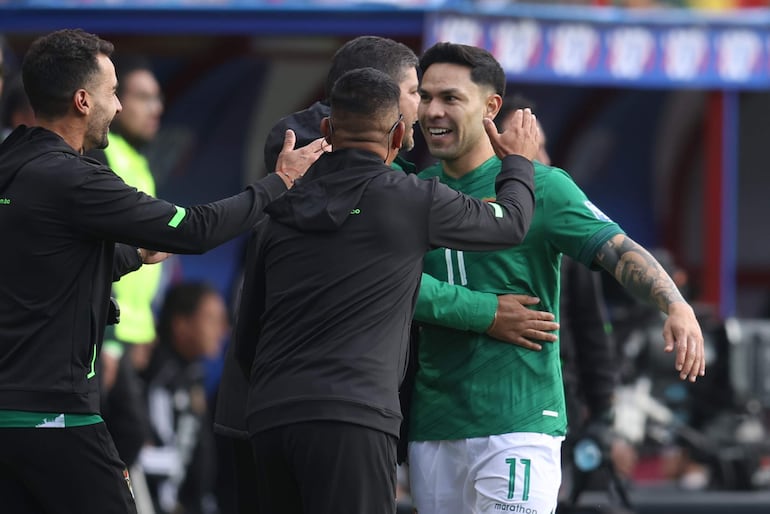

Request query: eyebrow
[{"left": 420, "top": 86, "right": 464, "bottom": 97}]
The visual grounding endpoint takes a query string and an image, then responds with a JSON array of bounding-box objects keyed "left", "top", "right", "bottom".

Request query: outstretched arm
[{"left": 595, "top": 234, "right": 705, "bottom": 382}]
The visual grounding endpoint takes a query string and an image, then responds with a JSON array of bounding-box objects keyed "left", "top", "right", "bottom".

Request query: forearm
[
  {"left": 428, "top": 155, "right": 535, "bottom": 251},
  {"left": 595, "top": 234, "right": 685, "bottom": 314},
  {"left": 414, "top": 273, "right": 497, "bottom": 332}
]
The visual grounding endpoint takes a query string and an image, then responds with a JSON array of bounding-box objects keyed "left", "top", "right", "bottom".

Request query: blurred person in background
[
  {"left": 90, "top": 55, "right": 166, "bottom": 373},
  {"left": 140, "top": 282, "right": 229, "bottom": 514},
  {"left": 1, "top": 74, "right": 35, "bottom": 141}
]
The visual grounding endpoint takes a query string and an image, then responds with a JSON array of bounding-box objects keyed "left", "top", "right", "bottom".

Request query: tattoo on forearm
[{"left": 596, "top": 235, "right": 685, "bottom": 313}]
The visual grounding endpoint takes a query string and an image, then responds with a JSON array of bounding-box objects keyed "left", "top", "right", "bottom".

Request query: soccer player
[{"left": 407, "top": 42, "right": 705, "bottom": 514}]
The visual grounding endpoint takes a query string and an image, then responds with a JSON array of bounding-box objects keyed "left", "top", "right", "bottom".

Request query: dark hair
[
  {"left": 22, "top": 28, "right": 114, "bottom": 118},
  {"left": 419, "top": 42, "right": 506, "bottom": 97},
  {"left": 496, "top": 93, "right": 536, "bottom": 132},
  {"left": 156, "top": 282, "right": 218, "bottom": 345},
  {"left": 112, "top": 55, "right": 153, "bottom": 97},
  {"left": 325, "top": 36, "right": 418, "bottom": 99},
  {"left": 330, "top": 67, "right": 400, "bottom": 125}
]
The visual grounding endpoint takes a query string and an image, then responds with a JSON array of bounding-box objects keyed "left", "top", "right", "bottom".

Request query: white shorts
[{"left": 408, "top": 432, "right": 563, "bottom": 514}]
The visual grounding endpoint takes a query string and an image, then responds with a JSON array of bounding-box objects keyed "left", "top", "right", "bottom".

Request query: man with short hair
[
  {"left": 407, "top": 42, "right": 705, "bottom": 514},
  {"left": 0, "top": 28, "right": 313, "bottom": 514},
  {"left": 235, "top": 66, "right": 541, "bottom": 514}
]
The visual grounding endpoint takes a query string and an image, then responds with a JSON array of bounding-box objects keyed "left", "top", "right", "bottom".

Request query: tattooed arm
[{"left": 595, "top": 234, "right": 705, "bottom": 382}]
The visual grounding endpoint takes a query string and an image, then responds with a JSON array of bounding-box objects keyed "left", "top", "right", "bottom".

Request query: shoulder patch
[{"left": 584, "top": 200, "right": 612, "bottom": 222}]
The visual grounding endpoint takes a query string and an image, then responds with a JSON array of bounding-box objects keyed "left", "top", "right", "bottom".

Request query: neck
[
  {"left": 442, "top": 138, "right": 495, "bottom": 179},
  {"left": 36, "top": 117, "right": 86, "bottom": 154},
  {"left": 332, "top": 138, "right": 389, "bottom": 163}
]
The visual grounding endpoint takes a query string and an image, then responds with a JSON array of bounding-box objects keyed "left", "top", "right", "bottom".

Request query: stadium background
[{"left": 2, "top": 1, "right": 770, "bottom": 511}]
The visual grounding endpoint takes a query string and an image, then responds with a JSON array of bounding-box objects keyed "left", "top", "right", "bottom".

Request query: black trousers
[
  {"left": 250, "top": 420, "right": 397, "bottom": 514},
  {"left": 0, "top": 423, "right": 137, "bottom": 514}
]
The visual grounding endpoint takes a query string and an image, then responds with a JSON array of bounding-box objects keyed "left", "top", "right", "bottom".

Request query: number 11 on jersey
[
  {"left": 444, "top": 249, "right": 468, "bottom": 286},
  {"left": 506, "top": 457, "right": 531, "bottom": 501}
]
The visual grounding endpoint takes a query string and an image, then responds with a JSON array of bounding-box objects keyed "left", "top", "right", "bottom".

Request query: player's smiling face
[{"left": 418, "top": 62, "right": 491, "bottom": 162}]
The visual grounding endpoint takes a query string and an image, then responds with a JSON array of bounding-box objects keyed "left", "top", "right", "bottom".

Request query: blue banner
[{"left": 425, "top": 11, "right": 770, "bottom": 89}]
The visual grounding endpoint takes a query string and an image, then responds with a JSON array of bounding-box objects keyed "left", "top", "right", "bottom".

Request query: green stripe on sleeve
[
  {"left": 168, "top": 206, "right": 186, "bottom": 228},
  {"left": 0, "top": 410, "right": 103, "bottom": 428},
  {"left": 489, "top": 202, "right": 503, "bottom": 218}
]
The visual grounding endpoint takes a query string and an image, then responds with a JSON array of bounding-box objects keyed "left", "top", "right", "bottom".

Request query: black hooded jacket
[
  {"left": 235, "top": 147, "right": 535, "bottom": 438},
  {"left": 0, "top": 126, "right": 287, "bottom": 415}
]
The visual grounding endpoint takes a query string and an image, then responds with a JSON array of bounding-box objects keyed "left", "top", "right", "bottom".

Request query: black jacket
[
  {"left": 234, "top": 147, "right": 535, "bottom": 438},
  {"left": 0, "top": 126, "right": 287, "bottom": 415}
]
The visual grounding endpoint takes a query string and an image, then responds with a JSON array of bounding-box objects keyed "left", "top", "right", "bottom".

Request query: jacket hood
[
  {"left": 265, "top": 148, "right": 388, "bottom": 232},
  {"left": 0, "top": 126, "right": 78, "bottom": 193}
]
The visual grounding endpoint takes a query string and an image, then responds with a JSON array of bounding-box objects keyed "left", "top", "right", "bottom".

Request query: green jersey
[
  {"left": 393, "top": 156, "right": 498, "bottom": 333},
  {"left": 410, "top": 156, "right": 624, "bottom": 441}
]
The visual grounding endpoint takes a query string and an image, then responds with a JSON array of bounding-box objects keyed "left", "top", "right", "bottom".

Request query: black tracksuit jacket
[
  {"left": 0, "top": 126, "right": 287, "bottom": 415},
  {"left": 234, "top": 147, "right": 536, "bottom": 439}
]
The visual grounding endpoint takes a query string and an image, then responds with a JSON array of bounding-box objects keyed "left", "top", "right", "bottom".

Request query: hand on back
[{"left": 486, "top": 294, "right": 559, "bottom": 351}]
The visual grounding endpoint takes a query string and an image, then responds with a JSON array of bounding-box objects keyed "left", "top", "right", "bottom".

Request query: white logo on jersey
[
  {"left": 36, "top": 413, "right": 65, "bottom": 428},
  {"left": 584, "top": 200, "right": 612, "bottom": 222}
]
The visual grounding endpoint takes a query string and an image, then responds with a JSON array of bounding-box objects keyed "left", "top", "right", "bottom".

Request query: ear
[
  {"left": 391, "top": 120, "right": 405, "bottom": 151},
  {"left": 484, "top": 93, "right": 503, "bottom": 121},
  {"left": 320, "top": 117, "right": 332, "bottom": 145},
  {"left": 73, "top": 89, "right": 90, "bottom": 116}
]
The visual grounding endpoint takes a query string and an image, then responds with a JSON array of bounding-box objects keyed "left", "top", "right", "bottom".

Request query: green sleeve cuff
[{"left": 467, "top": 292, "right": 498, "bottom": 333}]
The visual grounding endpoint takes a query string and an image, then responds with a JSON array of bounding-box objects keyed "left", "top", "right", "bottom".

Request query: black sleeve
[
  {"left": 112, "top": 243, "right": 142, "bottom": 281},
  {"left": 427, "top": 155, "right": 535, "bottom": 251},
  {"left": 66, "top": 162, "right": 287, "bottom": 254},
  {"left": 232, "top": 220, "right": 268, "bottom": 377}
]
